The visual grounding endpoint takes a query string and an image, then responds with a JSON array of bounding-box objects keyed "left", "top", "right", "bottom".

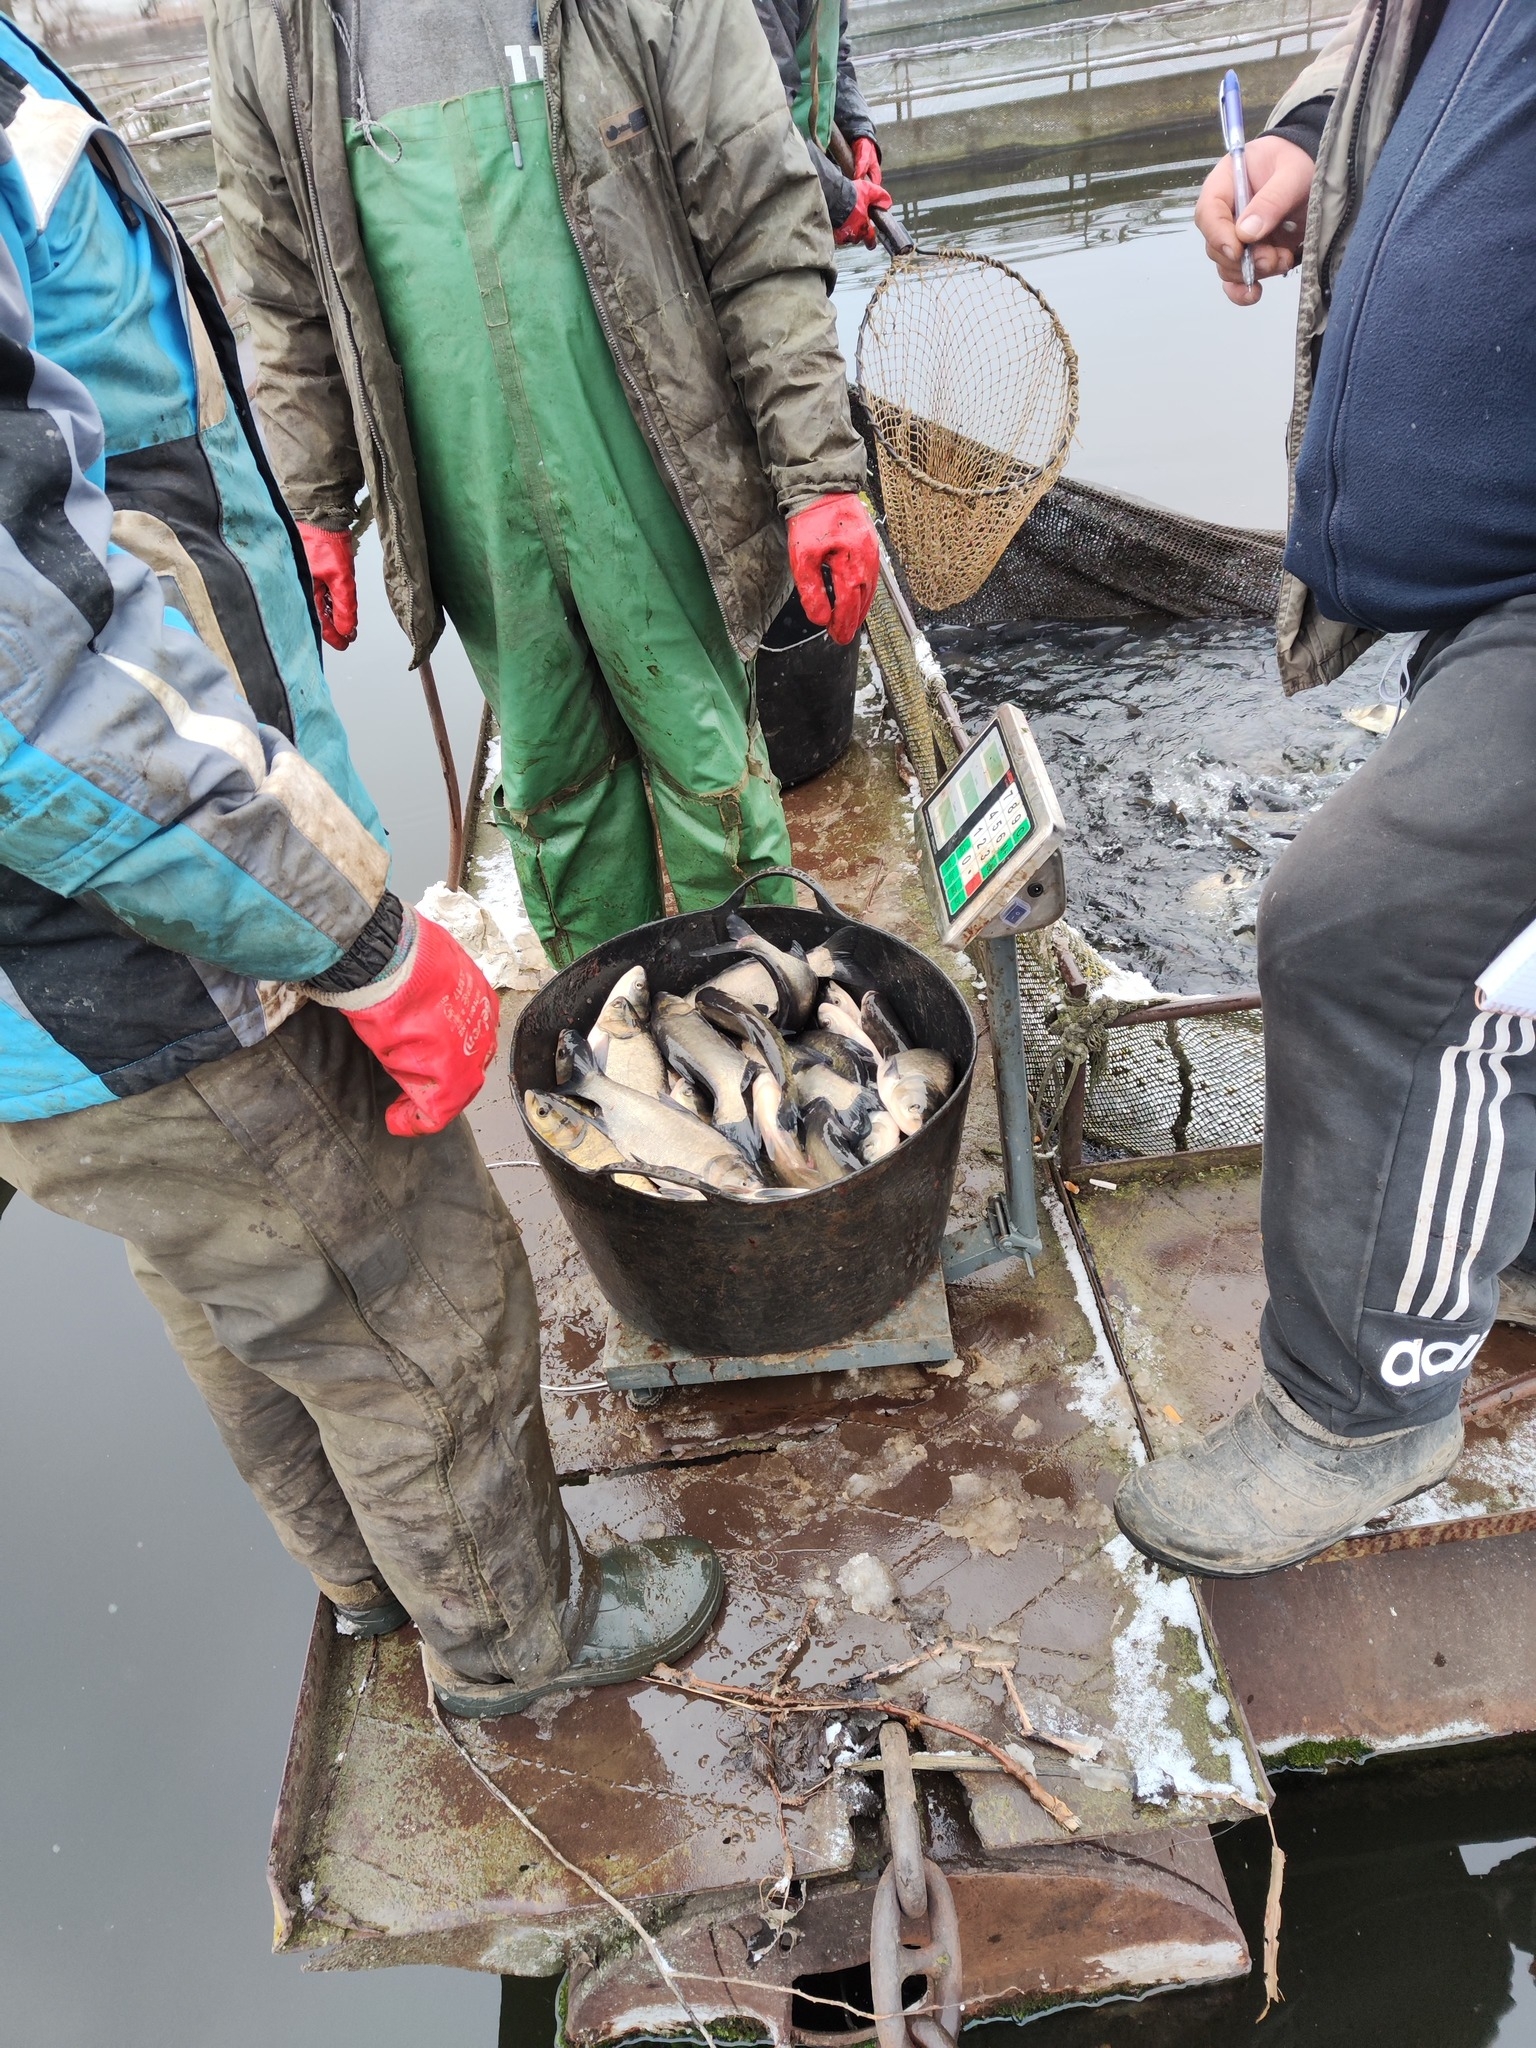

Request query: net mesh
[
  {"left": 1018, "top": 926, "right": 1265, "bottom": 1163},
  {"left": 857, "top": 252, "right": 1078, "bottom": 612}
]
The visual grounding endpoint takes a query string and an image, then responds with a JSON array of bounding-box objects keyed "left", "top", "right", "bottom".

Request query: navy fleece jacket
[{"left": 1286, "top": 0, "right": 1536, "bottom": 632}]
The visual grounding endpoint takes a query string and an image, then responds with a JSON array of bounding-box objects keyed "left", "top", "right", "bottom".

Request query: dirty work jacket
[
  {"left": 751, "top": 0, "right": 876, "bottom": 228},
  {"left": 1261, "top": 0, "right": 1443, "bottom": 693},
  {"left": 0, "top": 28, "right": 391, "bottom": 1123},
  {"left": 206, "top": 0, "right": 868, "bottom": 665}
]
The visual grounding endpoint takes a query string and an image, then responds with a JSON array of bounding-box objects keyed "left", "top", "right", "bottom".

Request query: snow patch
[
  {"left": 1043, "top": 1192, "right": 1140, "bottom": 1453},
  {"left": 1102, "top": 1533, "right": 1260, "bottom": 1807},
  {"left": 837, "top": 1552, "right": 901, "bottom": 1618}
]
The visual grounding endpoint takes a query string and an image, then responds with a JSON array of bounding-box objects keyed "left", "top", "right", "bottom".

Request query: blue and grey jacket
[{"left": 0, "top": 24, "right": 397, "bottom": 1125}]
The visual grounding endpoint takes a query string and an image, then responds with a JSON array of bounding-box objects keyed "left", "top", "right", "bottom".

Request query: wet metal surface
[
  {"left": 1072, "top": 1153, "right": 1536, "bottom": 1544},
  {"left": 272, "top": 700, "right": 1261, "bottom": 2004}
]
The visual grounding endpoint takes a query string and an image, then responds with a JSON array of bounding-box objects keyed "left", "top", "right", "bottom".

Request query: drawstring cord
[
  {"left": 331, "top": 0, "right": 402, "bottom": 161},
  {"left": 477, "top": 0, "right": 525, "bottom": 168}
]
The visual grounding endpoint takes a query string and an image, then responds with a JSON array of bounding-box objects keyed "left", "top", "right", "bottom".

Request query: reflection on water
[{"left": 5, "top": 14, "right": 1528, "bottom": 2048}]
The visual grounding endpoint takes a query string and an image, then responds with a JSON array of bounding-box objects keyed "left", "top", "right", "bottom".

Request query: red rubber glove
[
  {"left": 850, "top": 136, "right": 882, "bottom": 183},
  {"left": 787, "top": 493, "right": 880, "bottom": 645},
  {"left": 834, "top": 170, "right": 894, "bottom": 249},
  {"left": 297, "top": 522, "right": 358, "bottom": 652},
  {"left": 328, "top": 912, "right": 499, "bottom": 1136}
]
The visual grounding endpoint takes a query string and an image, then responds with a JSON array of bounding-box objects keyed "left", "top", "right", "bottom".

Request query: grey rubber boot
[
  {"left": 430, "top": 1536, "right": 725, "bottom": 1719},
  {"left": 1114, "top": 1378, "right": 1463, "bottom": 1577},
  {"left": 320, "top": 1574, "right": 411, "bottom": 1639},
  {"left": 1496, "top": 1264, "right": 1536, "bottom": 1330}
]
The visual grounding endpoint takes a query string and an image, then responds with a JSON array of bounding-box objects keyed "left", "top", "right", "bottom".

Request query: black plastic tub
[
  {"left": 755, "top": 590, "right": 859, "bottom": 790},
  {"left": 512, "top": 868, "right": 975, "bottom": 1357}
]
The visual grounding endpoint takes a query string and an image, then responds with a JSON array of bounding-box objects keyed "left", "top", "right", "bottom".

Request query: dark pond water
[{"left": 4, "top": 22, "right": 1529, "bottom": 2048}]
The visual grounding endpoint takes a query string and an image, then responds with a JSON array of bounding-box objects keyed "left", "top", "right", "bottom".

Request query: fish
[
  {"left": 750, "top": 1069, "right": 822, "bottom": 1190},
  {"left": 704, "top": 913, "right": 817, "bottom": 1030},
  {"left": 860, "top": 989, "right": 910, "bottom": 1059},
  {"left": 804, "top": 929, "right": 881, "bottom": 998},
  {"left": 878, "top": 1047, "right": 954, "bottom": 1135},
  {"left": 651, "top": 993, "right": 762, "bottom": 1159},
  {"left": 695, "top": 954, "right": 790, "bottom": 1025},
  {"left": 667, "top": 1068, "right": 712, "bottom": 1120},
  {"left": 599, "top": 994, "right": 667, "bottom": 1097},
  {"left": 797, "top": 1027, "right": 875, "bottom": 1084},
  {"left": 861, "top": 1109, "right": 903, "bottom": 1164},
  {"left": 522, "top": 1090, "right": 705, "bottom": 1200},
  {"left": 694, "top": 985, "right": 798, "bottom": 1087},
  {"left": 788, "top": 1055, "right": 877, "bottom": 1131},
  {"left": 817, "top": 1000, "right": 882, "bottom": 1062},
  {"left": 555, "top": 1030, "right": 763, "bottom": 1194},
  {"left": 802, "top": 1099, "right": 865, "bottom": 1185},
  {"left": 601, "top": 963, "right": 651, "bottom": 1025},
  {"left": 822, "top": 981, "right": 862, "bottom": 1022}
]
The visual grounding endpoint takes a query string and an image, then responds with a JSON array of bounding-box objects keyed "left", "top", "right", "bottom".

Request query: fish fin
[{"left": 724, "top": 911, "right": 755, "bottom": 941}]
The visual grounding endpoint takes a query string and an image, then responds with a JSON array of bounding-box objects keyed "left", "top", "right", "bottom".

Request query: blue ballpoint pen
[{"left": 1219, "top": 68, "right": 1257, "bottom": 290}]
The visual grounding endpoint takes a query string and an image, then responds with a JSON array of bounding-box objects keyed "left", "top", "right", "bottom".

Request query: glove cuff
[{"left": 308, "top": 905, "right": 419, "bottom": 1013}]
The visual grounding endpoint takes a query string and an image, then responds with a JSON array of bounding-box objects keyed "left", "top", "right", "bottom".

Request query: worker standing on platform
[
  {"left": 206, "top": 0, "right": 881, "bottom": 968},
  {"left": 1116, "top": 0, "right": 1536, "bottom": 1575},
  {"left": 0, "top": 23, "right": 722, "bottom": 1720},
  {"left": 750, "top": 0, "right": 892, "bottom": 249}
]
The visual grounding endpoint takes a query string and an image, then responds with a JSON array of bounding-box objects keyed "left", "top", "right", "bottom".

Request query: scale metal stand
[{"left": 602, "top": 709, "right": 1065, "bottom": 1400}]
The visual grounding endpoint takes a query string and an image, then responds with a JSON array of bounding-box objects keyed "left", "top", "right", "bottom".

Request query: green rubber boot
[
  {"left": 431, "top": 1537, "right": 725, "bottom": 1720},
  {"left": 1114, "top": 1377, "right": 1463, "bottom": 1577}
]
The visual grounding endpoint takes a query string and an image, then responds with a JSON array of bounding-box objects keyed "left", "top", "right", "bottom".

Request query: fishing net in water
[
  {"left": 1018, "top": 924, "right": 1265, "bottom": 1163},
  {"left": 857, "top": 252, "right": 1078, "bottom": 613}
]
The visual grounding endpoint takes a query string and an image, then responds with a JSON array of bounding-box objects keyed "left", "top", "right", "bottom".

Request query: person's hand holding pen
[{"left": 1194, "top": 72, "right": 1316, "bottom": 306}]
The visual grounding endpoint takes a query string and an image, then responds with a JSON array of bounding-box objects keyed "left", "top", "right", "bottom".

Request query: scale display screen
[{"left": 924, "top": 722, "right": 1034, "bottom": 920}]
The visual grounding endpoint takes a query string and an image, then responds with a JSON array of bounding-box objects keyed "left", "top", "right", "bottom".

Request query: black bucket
[
  {"left": 512, "top": 868, "right": 975, "bottom": 1357},
  {"left": 755, "top": 590, "right": 859, "bottom": 790}
]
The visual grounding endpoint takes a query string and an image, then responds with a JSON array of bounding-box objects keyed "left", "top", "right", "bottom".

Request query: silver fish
[
  {"left": 600, "top": 963, "right": 651, "bottom": 1026},
  {"left": 667, "top": 1067, "right": 712, "bottom": 1120},
  {"left": 718, "top": 913, "right": 817, "bottom": 1029},
  {"left": 860, "top": 989, "right": 910, "bottom": 1059},
  {"left": 599, "top": 994, "right": 667, "bottom": 1097},
  {"left": 861, "top": 1108, "right": 903, "bottom": 1163},
  {"left": 652, "top": 993, "right": 762, "bottom": 1159},
  {"left": 823, "top": 981, "right": 862, "bottom": 1022},
  {"left": 788, "top": 1056, "right": 876, "bottom": 1130},
  {"left": 802, "top": 1099, "right": 864, "bottom": 1185},
  {"left": 817, "top": 1000, "right": 882, "bottom": 1062},
  {"left": 695, "top": 955, "right": 788, "bottom": 1025},
  {"left": 556, "top": 1032, "right": 762, "bottom": 1193},
  {"left": 694, "top": 984, "right": 797, "bottom": 1086},
  {"left": 878, "top": 1048, "right": 954, "bottom": 1135},
  {"left": 797, "top": 1027, "right": 874, "bottom": 1085},
  {"left": 750, "top": 1069, "right": 820, "bottom": 1191},
  {"left": 523, "top": 1090, "right": 704, "bottom": 1200}
]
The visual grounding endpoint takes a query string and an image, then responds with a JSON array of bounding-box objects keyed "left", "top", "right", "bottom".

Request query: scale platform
[{"left": 601, "top": 1262, "right": 954, "bottom": 1394}]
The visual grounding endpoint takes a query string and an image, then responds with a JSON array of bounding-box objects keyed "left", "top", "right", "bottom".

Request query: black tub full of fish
[{"left": 513, "top": 868, "right": 975, "bottom": 1356}]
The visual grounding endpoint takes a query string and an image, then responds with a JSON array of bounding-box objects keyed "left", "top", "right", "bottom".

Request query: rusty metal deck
[
  {"left": 268, "top": 697, "right": 1261, "bottom": 2029},
  {"left": 1071, "top": 1152, "right": 1536, "bottom": 1762}
]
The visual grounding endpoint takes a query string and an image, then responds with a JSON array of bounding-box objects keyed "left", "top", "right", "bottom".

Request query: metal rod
[
  {"left": 982, "top": 934, "right": 1040, "bottom": 1253},
  {"left": 455, "top": 701, "right": 496, "bottom": 893},
  {"left": 1107, "top": 990, "right": 1262, "bottom": 1027},
  {"left": 417, "top": 656, "right": 464, "bottom": 887},
  {"left": 1059, "top": 1061, "right": 1087, "bottom": 1178},
  {"left": 1464, "top": 1368, "right": 1536, "bottom": 1422}
]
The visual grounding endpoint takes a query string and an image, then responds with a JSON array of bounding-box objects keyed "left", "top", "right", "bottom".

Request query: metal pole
[{"left": 983, "top": 934, "right": 1041, "bottom": 1257}]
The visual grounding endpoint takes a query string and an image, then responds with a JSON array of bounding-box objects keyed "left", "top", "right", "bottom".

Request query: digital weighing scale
[{"left": 603, "top": 707, "right": 1068, "bottom": 1397}]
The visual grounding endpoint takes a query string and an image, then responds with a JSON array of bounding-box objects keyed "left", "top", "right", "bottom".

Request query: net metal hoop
[{"left": 855, "top": 246, "right": 1079, "bottom": 610}]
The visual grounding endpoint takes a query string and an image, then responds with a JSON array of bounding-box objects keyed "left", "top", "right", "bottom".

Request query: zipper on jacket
[
  {"left": 263, "top": 0, "right": 402, "bottom": 538},
  {"left": 539, "top": 6, "right": 721, "bottom": 598},
  {"left": 1323, "top": 0, "right": 1386, "bottom": 298}
]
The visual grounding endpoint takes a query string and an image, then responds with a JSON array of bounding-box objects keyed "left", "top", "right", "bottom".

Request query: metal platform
[{"left": 601, "top": 1263, "right": 955, "bottom": 1392}]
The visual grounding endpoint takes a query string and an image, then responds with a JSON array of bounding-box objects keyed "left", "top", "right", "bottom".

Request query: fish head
[
  {"left": 607, "top": 963, "right": 650, "bottom": 1022},
  {"left": 524, "top": 1088, "right": 586, "bottom": 1151}
]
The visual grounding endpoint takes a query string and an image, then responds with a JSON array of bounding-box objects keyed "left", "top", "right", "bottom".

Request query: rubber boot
[
  {"left": 429, "top": 1536, "right": 724, "bottom": 1719},
  {"left": 323, "top": 1575, "right": 411, "bottom": 1640},
  {"left": 1114, "top": 1377, "right": 1463, "bottom": 1577},
  {"left": 1496, "top": 1263, "right": 1536, "bottom": 1330}
]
